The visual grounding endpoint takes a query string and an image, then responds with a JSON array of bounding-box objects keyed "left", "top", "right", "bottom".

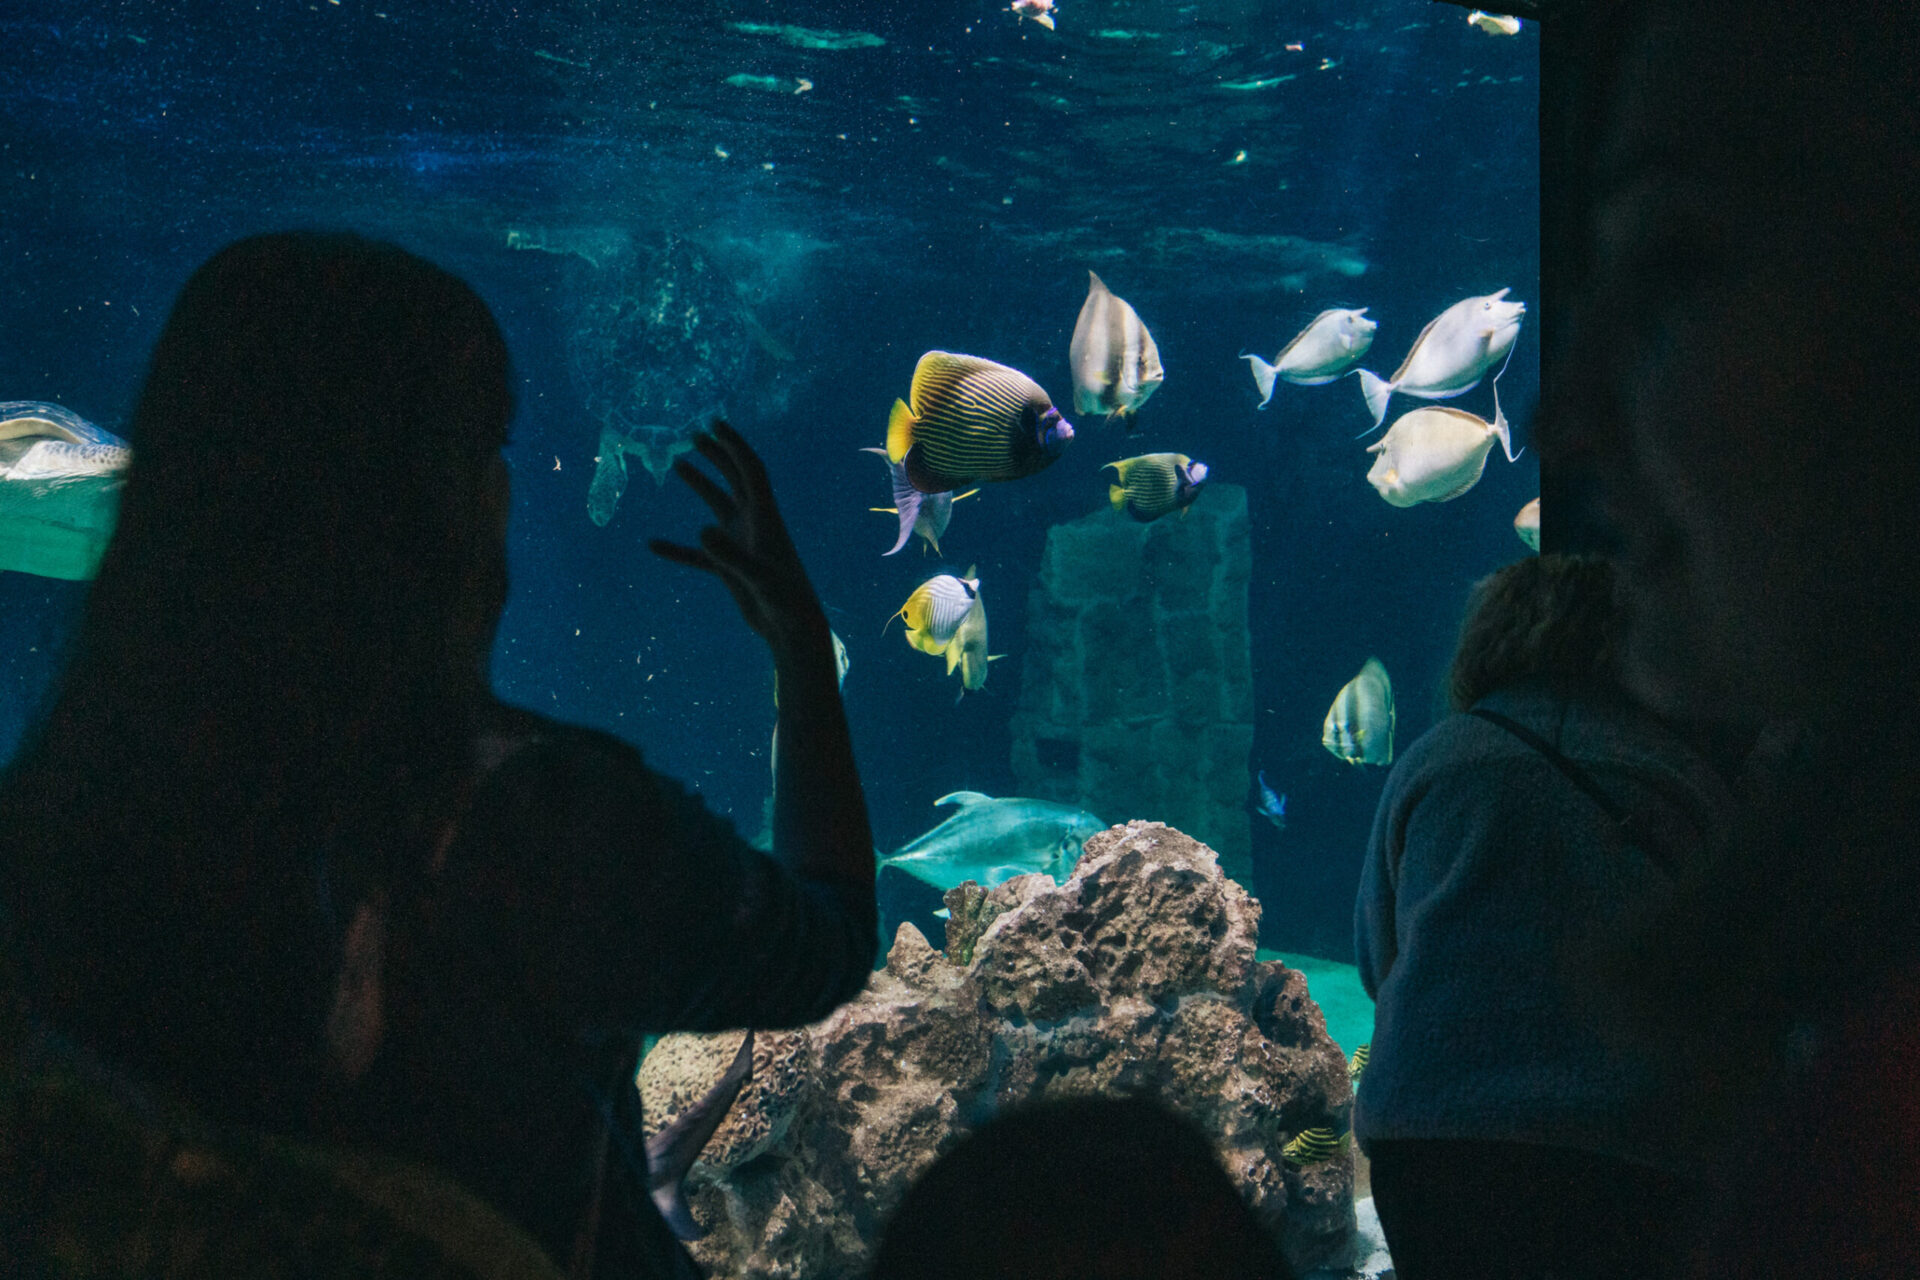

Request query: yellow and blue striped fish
[
  {"left": 1104, "top": 452, "right": 1209, "bottom": 523},
  {"left": 886, "top": 351, "right": 1074, "bottom": 494},
  {"left": 1348, "top": 1043, "right": 1370, "bottom": 1082},
  {"left": 893, "top": 569, "right": 980, "bottom": 658},
  {"left": 1281, "top": 1127, "right": 1350, "bottom": 1166}
]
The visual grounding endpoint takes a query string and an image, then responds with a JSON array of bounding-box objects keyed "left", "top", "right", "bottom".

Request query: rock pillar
[{"left": 1010, "top": 483, "right": 1256, "bottom": 884}]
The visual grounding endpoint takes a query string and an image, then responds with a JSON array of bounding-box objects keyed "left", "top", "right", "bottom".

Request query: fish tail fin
[
  {"left": 1109, "top": 484, "right": 1127, "bottom": 510},
  {"left": 1357, "top": 369, "right": 1393, "bottom": 435},
  {"left": 886, "top": 398, "right": 916, "bottom": 463},
  {"left": 1490, "top": 380, "right": 1521, "bottom": 463},
  {"left": 885, "top": 489, "right": 921, "bottom": 555},
  {"left": 1243, "top": 353, "right": 1279, "bottom": 408}
]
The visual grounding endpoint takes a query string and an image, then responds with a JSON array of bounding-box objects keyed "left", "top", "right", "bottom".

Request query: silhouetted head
[
  {"left": 1541, "top": 0, "right": 1919, "bottom": 731},
  {"left": 868, "top": 1095, "right": 1293, "bottom": 1280},
  {"left": 0, "top": 231, "right": 515, "bottom": 1126},
  {"left": 1446, "top": 554, "right": 1619, "bottom": 712}
]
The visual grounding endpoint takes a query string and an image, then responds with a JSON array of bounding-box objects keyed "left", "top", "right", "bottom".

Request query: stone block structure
[{"left": 1010, "top": 483, "right": 1256, "bottom": 883}]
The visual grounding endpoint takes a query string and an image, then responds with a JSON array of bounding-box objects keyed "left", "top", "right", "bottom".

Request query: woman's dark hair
[
  {"left": 0, "top": 232, "right": 512, "bottom": 1126},
  {"left": 1446, "top": 554, "right": 1619, "bottom": 712}
]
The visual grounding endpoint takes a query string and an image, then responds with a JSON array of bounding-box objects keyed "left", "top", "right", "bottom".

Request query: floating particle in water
[{"left": 714, "top": 145, "right": 729, "bottom": 159}]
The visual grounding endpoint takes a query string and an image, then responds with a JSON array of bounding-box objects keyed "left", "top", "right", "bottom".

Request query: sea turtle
[{"left": 0, "top": 400, "right": 130, "bottom": 580}]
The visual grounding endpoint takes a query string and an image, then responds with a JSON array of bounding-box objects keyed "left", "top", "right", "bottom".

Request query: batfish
[
  {"left": 645, "top": 1029, "right": 754, "bottom": 1241},
  {"left": 1364, "top": 383, "right": 1517, "bottom": 508},
  {"left": 1323, "top": 657, "right": 1395, "bottom": 766},
  {"left": 0, "top": 401, "right": 130, "bottom": 581},
  {"left": 1069, "top": 270, "right": 1164, "bottom": 430},
  {"left": 1355, "top": 289, "right": 1525, "bottom": 434},
  {"left": 879, "top": 791, "right": 1108, "bottom": 892},
  {"left": 861, "top": 446, "right": 975, "bottom": 555},
  {"left": 1242, "top": 307, "right": 1376, "bottom": 407}
]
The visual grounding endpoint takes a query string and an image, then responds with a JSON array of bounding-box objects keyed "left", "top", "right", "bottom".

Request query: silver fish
[
  {"left": 1365, "top": 383, "right": 1517, "bottom": 508},
  {"left": 861, "top": 446, "right": 975, "bottom": 556},
  {"left": 1069, "top": 270, "right": 1164, "bottom": 430},
  {"left": 879, "top": 791, "right": 1108, "bottom": 892},
  {"left": 1514, "top": 497, "right": 1541, "bottom": 551},
  {"left": 1242, "top": 308, "right": 1376, "bottom": 407},
  {"left": 1323, "top": 657, "right": 1395, "bottom": 766},
  {"left": 1356, "top": 289, "right": 1525, "bottom": 434},
  {"left": 0, "top": 401, "right": 130, "bottom": 581},
  {"left": 646, "top": 1029, "right": 754, "bottom": 1241}
]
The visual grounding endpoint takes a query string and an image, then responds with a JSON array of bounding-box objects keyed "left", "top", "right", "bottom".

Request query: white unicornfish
[
  {"left": 879, "top": 791, "right": 1107, "bottom": 892},
  {"left": 1242, "top": 308, "right": 1377, "bottom": 408},
  {"left": 0, "top": 401, "right": 131, "bottom": 581},
  {"left": 1069, "top": 270, "right": 1164, "bottom": 430},
  {"left": 1323, "top": 657, "right": 1395, "bottom": 766},
  {"left": 1355, "top": 289, "right": 1525, "bottom": 434},
  {"left": 1514, "top": 497, "right": 1541, "bottom": 550},
  {"left": 1364, "top": 381, "right": 1518, "bottom": 508}
]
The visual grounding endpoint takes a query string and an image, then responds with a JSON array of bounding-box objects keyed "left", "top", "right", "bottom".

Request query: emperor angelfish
[
  {"left": 1365, "top": 386, "right": 1517, "bottom": 508},
  {"left": 886, "top": 351, "right": 1073, "bottom": 495},
  {"left": 1104, "top": 452, "right": 1209, "bottom": 523},
  {"left": 1243, "top": 308, "right": 1376, "bottom": 408},
  {"left": 893, "top": 567, "right": 1000, "bottom": 695},
  {"left": 1514, "top": 497, "right": 1541, "bottom": 551},
  {"left": 1323, "top": 657, "right": 1394, "bottom": 766},
  {"left": 0, "top": 401, "right": 131, "bottom": 581},
  {"left": 861, "top": 445, "right": 976, "bottom": 556},
  {"left": 1356, "top": 289, "right": 1526, "bottom": 434},
  {"left": 1069, "top": 270, "right": 1164, "bottom": 430}
]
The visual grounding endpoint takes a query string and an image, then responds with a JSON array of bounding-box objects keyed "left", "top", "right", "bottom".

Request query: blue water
[{"left": 0, "top": 0, "right": 1537, "bottom": 965}]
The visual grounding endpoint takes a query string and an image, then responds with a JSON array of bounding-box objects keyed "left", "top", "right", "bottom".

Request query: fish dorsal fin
[
  {"left": 934, "top": 791, "right": 994, "bottom": 808},
  {"left": 1274, "top": 308, "right": 1345, "bottom": 365},
  {"left": 1087, "top": 269, "right": 1109, "bottom": 296}
]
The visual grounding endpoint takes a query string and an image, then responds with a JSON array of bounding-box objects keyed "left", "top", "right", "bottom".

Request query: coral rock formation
[
  {"left": 637, "top": 821, "right": 1354, "bottom": 1277},
  {"left": 1010, "top": 485, "right": 1257, "bottom": 884}
]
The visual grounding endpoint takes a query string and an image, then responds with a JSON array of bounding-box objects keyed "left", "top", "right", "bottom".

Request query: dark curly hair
[{"left": 1446, "top": 554, "right": 1620, "bottom": 713}]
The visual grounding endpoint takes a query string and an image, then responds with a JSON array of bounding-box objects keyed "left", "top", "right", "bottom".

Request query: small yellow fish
[
  {"left": 891, "top": 567, "right": 1001, "bottom": 695},
  {"left": 1281, "top": 1127, "right": 1350, "bottom": 1166},
  {"left": 1323, "top": 657, "right": 1394, "bottom": 766},
  {"left": 1105, "top": 453, "right": 1209, "bottom": 523},
  {"left": 1347, "top": 1042, "right": 1370, "bottom": 1082},
  {"left": 1514, "top": 497, "right": 1541, "bottom": 551},
  {"left": 1468, "top": 10, "right": 1522, "bottom": 35}
]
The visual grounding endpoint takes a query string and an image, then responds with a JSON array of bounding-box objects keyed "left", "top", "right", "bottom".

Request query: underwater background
[{"left": 0, "top": 0, "right": 1537, "bottom": 1006}]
